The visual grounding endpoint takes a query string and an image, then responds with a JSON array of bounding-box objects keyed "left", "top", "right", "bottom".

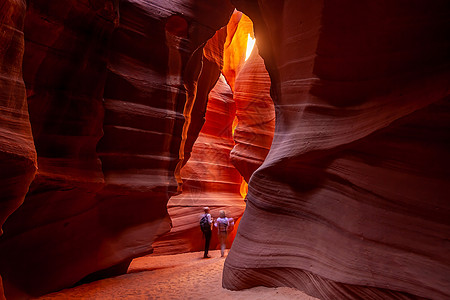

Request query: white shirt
[{"left": 214, "top": 217, "right": 229, "bottom": 232}]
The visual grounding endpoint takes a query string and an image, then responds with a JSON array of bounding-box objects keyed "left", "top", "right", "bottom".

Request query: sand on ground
[{"left": 36, "top": 250, "right": 318, "bottom": 300}]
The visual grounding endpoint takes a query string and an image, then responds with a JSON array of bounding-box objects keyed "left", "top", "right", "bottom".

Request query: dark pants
[{"left": 203, "top": 229, "right": 211, "bottom": 257}]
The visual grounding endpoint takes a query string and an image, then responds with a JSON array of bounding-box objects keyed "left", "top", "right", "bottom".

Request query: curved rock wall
[
  {"left": 0, "top": 1, "right": 118, "bottom": 297},
  {"left": 224, "top": 1, "right": 450, "bottom": 299},
  {"left": 230, "top": 45, "right": 275, "bottom": 182},
  {"left": 0, "top": 0, "right": 234, "bottom": 298},
  {"left": 0, "top": 1, "right": 37, "bottom": 298},
  {"left": 0, "top": 0, "right": 37, "bottom": 239},
  {"left": 1, "top": 0, "right": 449, "bottom": 299}
]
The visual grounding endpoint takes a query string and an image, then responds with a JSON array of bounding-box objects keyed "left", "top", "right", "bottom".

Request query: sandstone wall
[
  {"left": 230, "top": 45, "right": 275, "bottom": 182},
  {"left": 1, "top": 1, "right": 449, "bottom": 299},
  {"left": 224, "top": 1, "right": 450, "bottom": 299},
  {"left": 0, "top": 1, "right": 38, "bottom": 298},
  {"left": 0, "top": 0, "right": 234, "bottom": 298},
  {"left": 0, "top": 0, "right": 37, "bottom": 233}
]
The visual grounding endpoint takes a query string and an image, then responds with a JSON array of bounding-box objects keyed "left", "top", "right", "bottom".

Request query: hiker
[
  {"left": 199, "top": 207, "right": 213, "bottom": 258},
  {"left": 214, "top": 210, "right": 230, "bottom": 257}
]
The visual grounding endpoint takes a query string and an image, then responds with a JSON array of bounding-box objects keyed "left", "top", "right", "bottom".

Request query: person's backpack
[
  {"left": 218, "top": 218, "right": 228, "bottom": 232},
  {"left": 200, "top": 214, "right": 210, "bottom": 232}
]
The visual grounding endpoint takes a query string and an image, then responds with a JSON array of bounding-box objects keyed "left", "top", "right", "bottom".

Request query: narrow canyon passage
[
  {"left": 151, "top": 11, "right": 275, "bottom": 256},
  {"left": 0, "top": 1, "right": 449, "bottom": 300}
]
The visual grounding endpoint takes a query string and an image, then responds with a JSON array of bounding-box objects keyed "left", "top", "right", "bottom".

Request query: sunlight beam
[{"left": 245, "top": 33, "right": 256, "bottom": 61}]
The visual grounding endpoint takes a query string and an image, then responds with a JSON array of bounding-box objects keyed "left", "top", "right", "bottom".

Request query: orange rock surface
[
  {"left": 0, "top": 0, "right": 37, "bottom": 233},
  {"left": 0, "top": 1, "right": 449, "bottom": 299},
  {"left": 230, "top": 46, "right": 275, "bottom": 182},
  {"left": 224, "top": 1, "right": 450, "bottom": 299},
  {"left": 0, "top": 0, "right": 234, "bottom": 298},
  {"left": 0, "top": 1, "right": 37, "bottom": 298}
]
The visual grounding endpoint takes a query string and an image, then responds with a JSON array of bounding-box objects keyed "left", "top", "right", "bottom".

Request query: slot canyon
[{"left": 0, "top": 0, "right": 449, "bottom": 299}]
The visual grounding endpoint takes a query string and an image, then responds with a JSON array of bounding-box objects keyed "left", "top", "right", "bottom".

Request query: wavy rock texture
[
  {"left": 230, "top": 45, "right": 275, "bottom": 182},
  {"left": 0, "top": 1, "right": 119, "bottom": 298},
  {"left": 0, "top": 1, "right": 37, "bottom": 298},
  {"left": 0, "top": 0, "right": 234, "bottom": 298},
  {"left": 153, "top": 74, "right": 245, "bottom": 254},
  {"left": 224, "top": 1, "right": 450, "bottom": 299},
  {"left": 220, "top": 10, "right": 275, "bottom": 184},
  {"left": 0, "top": 0, "right": 37, "bottom": 235}
]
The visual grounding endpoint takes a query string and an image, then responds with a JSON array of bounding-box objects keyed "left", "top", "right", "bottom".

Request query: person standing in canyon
[
  {"left": 214, "top": 210, "right": 231, "bottom": 257},
  {"left": 200, "top": 207, "right": 213, "bottom": 258}
]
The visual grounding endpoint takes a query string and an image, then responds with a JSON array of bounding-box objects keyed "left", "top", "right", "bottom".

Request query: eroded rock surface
[
  {"left": 0, "top": 0, "right": 233, "bottom": 298},
  {"left": 0, "top": 1, "right": 37, "bottom": 298},
  {"left": 230, "top": 46, "right": 274, "bottom": 182},
  {"left": 0, "top": 1, "right": 119, "bottom": 297},
  {"left": 1, "top": 0, "right": 449, "bottom": 299},
  {"left": 0, "top": 0, "right": 37, "bottom": 233},
  {"left": 224, "top": 1, "right": 450, "bottom": 299}
]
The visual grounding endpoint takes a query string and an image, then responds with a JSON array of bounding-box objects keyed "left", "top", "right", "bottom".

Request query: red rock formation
[
  {"left": 230, "top": 45, "right": 275, "bottom": 182},
  {"left": 0, "top": 1, "right": 118, "bottom": 298},
  {"left": 0, "top": 0, "right": 37, "bottom": 234},
  {"left": 1, "top": 1, "right": 449, "bottom": 299},
  {"left": 223, "top": 1, "right": 450, "bottom": 299},
  {"left": 0, "top": 0, "right": 234, "bottom": 298},
  {"left": 153, "top": 74, "right": 245, "bottom": 254},
  {"left": 0, "top": 1, "right": 37, "bottom": 298}
]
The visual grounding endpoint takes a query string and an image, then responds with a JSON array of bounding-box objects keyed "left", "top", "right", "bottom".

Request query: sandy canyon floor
[{"left": 36, "top": 250, "right": 318, "bottom": 299}]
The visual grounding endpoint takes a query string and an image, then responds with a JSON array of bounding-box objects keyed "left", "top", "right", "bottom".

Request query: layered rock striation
[
  {"left": 0, "top": 1, "right": 120, "bottom": 297},
  {"left": 0, "top": 1, "right": 38, "bottom": 298},
  {"left": 0, "top": 0, "right": 234, "bottom": 298},
  {"left": 1, "top": 0, "right": 449, "bottom": 299},
  {"left": 0, "top": 0, "right": 37, "bottom": 240},
  {"left": 224, "top": 1, "right": 450, "bottom": 299},
  {"left": 230, "top": 45, "right": 275, "bottom": 182}
]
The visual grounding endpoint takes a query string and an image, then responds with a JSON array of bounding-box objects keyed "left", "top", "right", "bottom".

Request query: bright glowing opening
[
  {"left": 240, "top": 180, "right": 248, "bottom": 199},
  {"left": 231, "top": 116, "right": 239, "bottom": 136},
  {"left": 245, "top": 33, "right": 256, "bottom": 61}
]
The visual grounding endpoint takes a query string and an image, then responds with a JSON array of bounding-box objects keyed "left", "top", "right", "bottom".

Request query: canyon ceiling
[{"left": 0, "top": 0, "right": 449, "bottom": 299}]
